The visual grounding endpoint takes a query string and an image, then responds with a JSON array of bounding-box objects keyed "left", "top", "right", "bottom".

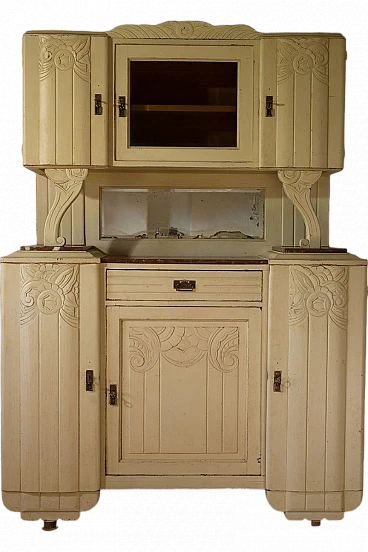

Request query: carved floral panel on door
[{"left": 124, "top": 321, "right": 245, "bottom": 461}]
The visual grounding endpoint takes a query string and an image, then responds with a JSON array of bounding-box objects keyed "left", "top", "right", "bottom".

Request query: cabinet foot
[
  {"left": 42, "top": 520, "right": 58, "bottom": 531},
  {"left": 311, "top": 520, "right": 321, "bottom": 527}
]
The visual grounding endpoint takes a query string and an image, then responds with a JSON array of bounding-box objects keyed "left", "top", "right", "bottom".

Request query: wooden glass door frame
[{"left": 114, "top": 44, "right": 255, "bottom": 165}]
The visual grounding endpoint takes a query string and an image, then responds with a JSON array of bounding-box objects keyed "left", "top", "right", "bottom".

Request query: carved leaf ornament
[
  {"left": 129, "top": 326, "right": 239, "bottom": 372},
  {"left": 20, "top": 264, "right": 79, "bottom": 328},
  {"left": 289, "top": 265, "right": 348, "bottom": 329}
]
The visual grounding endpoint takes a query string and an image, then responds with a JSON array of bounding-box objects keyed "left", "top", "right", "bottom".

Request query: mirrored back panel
[{"left": 101, "top": 188, "right": 264, "bottom": 240}]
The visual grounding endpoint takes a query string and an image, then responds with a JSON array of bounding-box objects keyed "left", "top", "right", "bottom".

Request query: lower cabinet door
[{"left": 106, "top": 306, "right": 262, "bottom": 476}]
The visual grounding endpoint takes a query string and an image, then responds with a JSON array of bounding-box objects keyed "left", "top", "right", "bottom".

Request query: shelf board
[{"left": 131, "top": 104, "right": 237, "bottom": 113}]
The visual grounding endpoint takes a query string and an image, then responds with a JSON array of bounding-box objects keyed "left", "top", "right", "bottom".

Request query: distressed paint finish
[
  {"left": 260, "top": 36, "right": 345, "bottom": 170},
  {"left": 23, "top": 32, "right": 111, "bottom": 168},
  {"left": 266, "top": 263, "right": 366, "bottom": 520},
  {"left": 106, "top": 304, "right": 262, "bottom": 476},
  {"left": 1, "top": 261, "right": 101, "bottom": 518}
]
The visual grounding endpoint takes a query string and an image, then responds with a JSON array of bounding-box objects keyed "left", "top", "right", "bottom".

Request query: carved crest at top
[
  {"left": 108, "top": 21, "right": 259, "bottom": 40},
  {"left": 39, "top": 35, "right": 91, "bottom": 82}
]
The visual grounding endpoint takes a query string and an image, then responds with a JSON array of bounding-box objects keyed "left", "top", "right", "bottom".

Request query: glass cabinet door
[{"left": 115, "top": 45, "right": 255, "bottom": 164}]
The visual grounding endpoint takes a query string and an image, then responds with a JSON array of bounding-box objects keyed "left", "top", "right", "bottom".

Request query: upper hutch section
[{"left": 23, "top": 22, "right": 346, "bottom": 170}]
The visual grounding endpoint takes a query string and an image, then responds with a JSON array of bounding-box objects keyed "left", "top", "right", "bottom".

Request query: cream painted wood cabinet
[{"left": 1, "top": 21, "right": 366, "bottom": 531}]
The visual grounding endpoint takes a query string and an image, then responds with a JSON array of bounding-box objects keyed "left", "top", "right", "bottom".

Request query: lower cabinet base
[
  {"left": 103, "top": 475, "right": 265, "bottom": 489},
  {"left": 2, "top": 490, "right": 100, "bottom": 521}
]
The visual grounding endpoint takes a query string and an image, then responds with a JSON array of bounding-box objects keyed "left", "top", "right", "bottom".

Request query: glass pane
[
  {"left": 129, "top": 61, "right": 238, "bottom": 148},
  {"left": 101, "top": 189, "right": 263, "bottom": 239}
]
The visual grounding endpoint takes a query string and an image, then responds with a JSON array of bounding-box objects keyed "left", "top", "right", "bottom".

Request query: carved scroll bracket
[
  {"left": 278, "top": 170, "right": 322, "bottom": 248},
  {"left": 44, "top": 168, "right": 88, "bottom": 246}
]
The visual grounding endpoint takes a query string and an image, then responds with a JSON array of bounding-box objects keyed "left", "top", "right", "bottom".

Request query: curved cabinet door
[{"left": 23, "top": 32, "right": 109, "bottom": 168}]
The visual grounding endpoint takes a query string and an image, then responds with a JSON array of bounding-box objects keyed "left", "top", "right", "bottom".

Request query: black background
[{"left": 0, "top": 18, "right": 368, "bottom": 536}]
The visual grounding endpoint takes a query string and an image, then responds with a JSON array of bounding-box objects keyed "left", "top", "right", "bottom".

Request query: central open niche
[{"left": 101, "top": 188, "right": 264, "bottom": 239}]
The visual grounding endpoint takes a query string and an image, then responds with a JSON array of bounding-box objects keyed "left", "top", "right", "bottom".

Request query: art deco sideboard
[{"left": 1, "top": 21, "right": 366, "bottom": 530}]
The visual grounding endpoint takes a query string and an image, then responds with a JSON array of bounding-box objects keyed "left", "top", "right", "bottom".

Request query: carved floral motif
[
  {"left": 277, "top": 38, "right": 329, "bottom": 85},
  {"left": 129, "top": 326, "right": 239, "bottom": 372},
  {"left": 289, "top": 265, "right": 348, "bottom": 329},
  {"left": 20, "top": 264, "right": 79, "bottom": 328},
  {"left": 39, "top": 35, "right": 91, "bottom": 82},
  {"left": 108, "top": 21, "right": 259, "bottom": 40}
]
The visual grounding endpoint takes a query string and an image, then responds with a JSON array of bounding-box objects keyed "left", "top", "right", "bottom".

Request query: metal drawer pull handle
[{"left": 173, "top": 280, "right": 196, "bottom": 291}]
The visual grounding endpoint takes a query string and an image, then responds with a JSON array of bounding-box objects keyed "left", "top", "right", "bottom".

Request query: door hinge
[{"left": 118, "top": 96, "right": 127, "bottom": 117}]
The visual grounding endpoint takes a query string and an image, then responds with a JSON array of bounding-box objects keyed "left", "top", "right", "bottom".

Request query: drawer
[{"left": 106, "top": 269, "right": 263, "bottom": 302}]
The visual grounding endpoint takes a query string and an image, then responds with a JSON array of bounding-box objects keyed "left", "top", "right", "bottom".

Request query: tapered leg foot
[
  {"left": 311, "top": 520, "right": 321, "bottom": 527},
  {"left": 42, "top": 520, "right": 58, "bottom": 531}
]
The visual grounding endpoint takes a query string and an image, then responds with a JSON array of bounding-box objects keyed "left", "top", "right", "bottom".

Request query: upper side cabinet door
[
  {"left": 259, "top": 36, "right": 346, "bottom": 170},
  {"left": 23, "top": 33, "right": 109, "bottom": 167},
  {"left": 114, "top": 44, "right": 256, "bottom": 165}
]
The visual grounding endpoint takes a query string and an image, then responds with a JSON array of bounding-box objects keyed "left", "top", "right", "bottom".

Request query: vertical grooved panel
[
  {"left": 127, "top": 366, "right": 144, "bottom": 454},
  {"left": 259, "top": 38, "right": 277, "bottom": 167},
  {"left": 79, "top": 264, "right": 100, "bottom": 491},
  {"left": 160, "top": 357, "right": 207, "bottom": 454},
  {"left": 293, "top": 72, "right": 311, "bottom": 166},
  {"left": 317, "top": 174, "right": 330, "bottom": 246},
  {"left": 59, "top": 318, "right": 79, "bottom": 492},
  {"left": 246, "top": 312, "right": 262, "bottom": 474},
  {"left": 36, "top": 174, "right": 48, "bottom": 245},
  {"left": 144, "top": 363, "right": 160, "bottom": 453},
  {"left": 39, "top": 71, "right": 56, "bottom": 164},
  {"left": 23, "top": 35, "right": 39, "bottom": 165},
  {"left": 266, "top": 266, "right": 289, "bottom": 491},
  {"left": 91, "top": 36, "right": 109, "bottom": 166},
  {"left": 56, "top": 67, "right": 73, "bottom": 164},
  {"left": 345, "top": 267, "right": 366, "bottom": 492},
  {"left": 286, "top": 317, "right": 308, "bottom": 496},
  {"left": 325, "top": 319, "right": 347, "bottom": 492},
  {"left": 206, "top": 364, "right": 223, "bottom": 453},
  {"left": 222, "top": 369, "right": 239, "bottom": 454},
  {"left": 1, "top": 265, "right": 21, "bottom": 491},
  {"left": 39, "top": 310, "right": 59, "bottom": 492},
  {"left": 20, "top": 315, "right": 40, "bottom": 492},
  {"left": 311, "top": 74, "right": 329, "bottom": 167},
  {"left": 306, "top": 313, "right": 327, "bottom": 493},
  {"left": 276, "top": 73, "right": 294, "bottom": 167},
  {"left": 73, "top": 70, "right": 91, "bottom": 165},
  {"left": 328, "top": 38, "right": 346, "bottom": 169}
]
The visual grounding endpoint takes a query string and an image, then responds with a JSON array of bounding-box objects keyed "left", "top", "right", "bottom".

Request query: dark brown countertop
[{"left": 101, "top": 257, "right": 268, "bottom": 264}]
